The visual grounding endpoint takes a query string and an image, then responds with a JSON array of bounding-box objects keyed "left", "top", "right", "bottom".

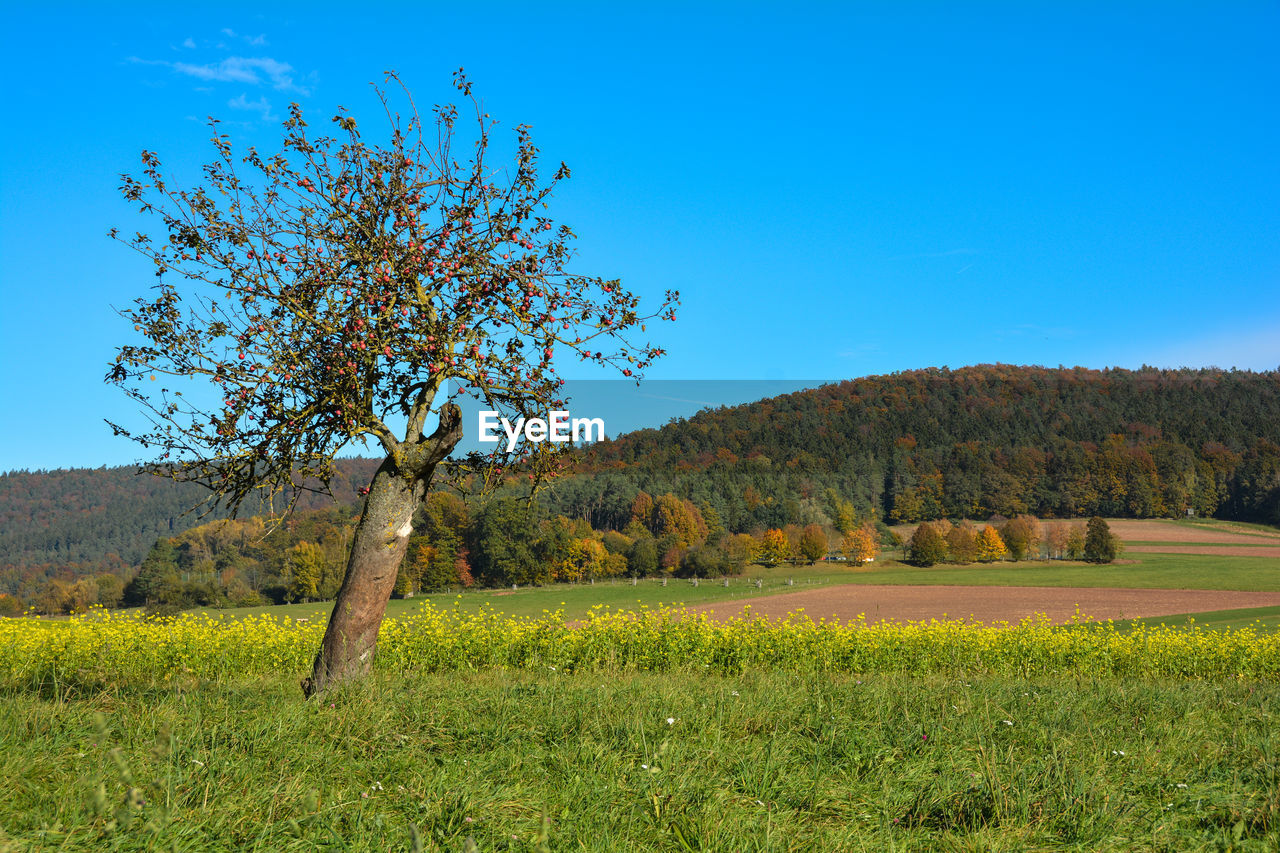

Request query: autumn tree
[
  {"left": 1065, "top": 524, "right": 1086, "bottom": 560},
  {"left": 907, "top": 521, "right": 948, "bottom": 566},
  {"left": 945, "top": 522, "right": 979, "bottom": 564},
  {"left": 975, "top": 525, "right": 1007, "bottom": 563},
  {"left": 999, "top": 514, "right": 1041, "bottom": 562},
  {"left": 34, "top": 580, "right": 74, "bottom": 616},
  {"left": 699, "top": 501, "right": 725, "bottom": 540},
  {"left": 600, "top": 530, "right": 633, "bottom": 556},
  {"left": 67, "top": 578, "right": 101, "bottom": 614},
  {"left": 285, "top": 541, "right": 324, "bottom": 602},
  {"left": 398, "top": 542, "right": 435, "bottom": 595},
  {"left": 758, "top": 529, "right": 790, "bottom": 565},
  {"left": 630, "top": 491, "right": 655, "bottom": 529},
  {"left": 108, "top": 71, "right": 676, "bottom": 696},
  {"left": 652, "top": 494, "right": 707, "bottom": 547},
  {"left": 409, "top": 491, "right": 470, "bottom": 591},
  {"left": 1044, "top": 520, "right": 1071, "bottom": 559},
  {"left": 841, "top": 524, "right": 879, "bottom": 563},
  {"left": 797, "top": 523, "right": 828, "bottom": 563},
  {"left": 453, "top": 549, "right": 476, "bottom": 587},
  {"left": 555, "top": 537, "right": 609, "bottom": 582},
  {"left": 724, "top": 533, "right": 759, "bottom": 566},
  {"left": 94, "top": 574, "right": 126, "bottom": 609}
]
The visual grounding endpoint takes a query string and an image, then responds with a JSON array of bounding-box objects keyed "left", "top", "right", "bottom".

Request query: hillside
[
  {"left": 540, "top": 365, "right": 1280, "bottom": 531},
  {"left": 0, "top": 459, "right": 378, "bottom": 597},
  {"left": 4, "top": 365, "right": 1279, "bottom": 597}
]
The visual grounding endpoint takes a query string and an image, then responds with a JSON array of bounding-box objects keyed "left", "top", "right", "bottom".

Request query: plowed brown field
[
  {"left": 1125, "top": 544, "right": 1280, "bottom": 557},
  {"left": 892, "top": 518, "right": 1280, "bottom": 556},
  {"left": 1106, "top": 519, "right": 1280, "bottom": 544}
]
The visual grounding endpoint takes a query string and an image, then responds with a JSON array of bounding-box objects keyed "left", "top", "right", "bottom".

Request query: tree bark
[{"left": 302, "top": 406, "right": 462, "bottom": 697}]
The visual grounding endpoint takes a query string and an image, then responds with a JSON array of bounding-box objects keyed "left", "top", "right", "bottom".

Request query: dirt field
[
  {"left": 1125, "top": 544, "right": 1280, "bottom": 557},
  {"left": 893, "top": 518, "right": 1280, "bottom": 545},
  {"left": 1106, "top": 519, "right": 1280, "bottom": 544},
  {"left": 687, "top": 584, "right": 1280, "bottom": 626}
]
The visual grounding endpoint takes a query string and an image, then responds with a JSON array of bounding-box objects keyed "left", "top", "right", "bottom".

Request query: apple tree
[{"left": 107, "top": 71, "right": 677, "bottom": 695}]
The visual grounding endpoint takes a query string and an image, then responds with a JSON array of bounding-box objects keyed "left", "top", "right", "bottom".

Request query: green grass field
[
  {"left": 6, "top": 518, "right": 1277, "bottom": 849},
  {"left": 1169, "top": 517, "right": 1280, "bottom": 537},
  {"left": 2, "top": 670, "right": 1275, "bottom": 851},
  {"left": 211, "top": 564, "right": 859, "bottom": 623},
  {"left": 839, "top": 552, "right": 1280, "bottom": 591},
  {"left": 1115, "top": 605, "right": 1280, "bottom": 632},
  {"left": 201, "top": 547, "right": 1280, "bottom": 629}
]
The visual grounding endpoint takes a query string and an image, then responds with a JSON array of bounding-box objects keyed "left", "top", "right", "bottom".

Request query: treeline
[
  {"left": 0, "top": 459, "right": 377, "bottom": 600},
  {"left": 905, "top": 515, "right": 1120, "bottom": 567},
  {"left": 399, "top": 490, "right": 884, "bottom": 596},
  {"left": 18, "top": 490, "right": 891, "bottom": 615},
  {"left": 544, "top": 366, "right": 1280, "bottom": 530},
  {"left": 6, "top": 366, "right": 1279, "bottom": 600},
  {"left": 20, "top": 506, "right": 358, "bottom": 615}
]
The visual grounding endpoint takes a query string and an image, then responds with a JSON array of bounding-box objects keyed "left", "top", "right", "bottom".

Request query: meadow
[
  {"left": 202, "top": 547, "right": 1280, "bottom": 627},
  {"left": 2, "top": 518, "right": 1278, "bottom": 850},
  {"left": 2, "top": 668, "right": 1276, "bottom": 851}
]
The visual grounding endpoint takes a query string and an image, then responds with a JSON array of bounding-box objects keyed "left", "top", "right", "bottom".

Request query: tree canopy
[{"left": 108, "top": 70, "right": 676, "bottom": 516}]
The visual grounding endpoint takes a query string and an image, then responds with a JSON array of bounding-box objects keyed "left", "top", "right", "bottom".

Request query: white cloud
[
  {"left": 228, "top": 93, "right": 276, "bottom": 122},
  {"left": 220, "top": 27, "right": 268, "bottom": 47},
  {"left": 173, "top": 58, "right": 257, "bottom": 84},
  {"left": 130, "top": 29, "right": 308, "bottom": 103},
  {"left": 158, "top": 56, "right": 308, "bottom": 95}
]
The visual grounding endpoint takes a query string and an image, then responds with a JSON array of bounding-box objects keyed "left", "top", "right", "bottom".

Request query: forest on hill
[
  {"left": 0, "top": 459, "right": 378, "bottom": 598},
  {"left": 540, "top": 365, "right": 1280, "bottom": 532},
  {"left": 2, "top": 365, "right": 1278, "bottom": 604}
]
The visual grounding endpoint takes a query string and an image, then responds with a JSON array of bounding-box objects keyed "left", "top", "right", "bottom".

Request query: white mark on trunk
[
  {"left": 396, "top": 518, "right": 413, "bottom": 538},
  {"left": 360, "top": 650, "right": 371, "bottom": 663}
]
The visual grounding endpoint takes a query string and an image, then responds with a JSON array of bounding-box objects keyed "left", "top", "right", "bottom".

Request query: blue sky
[{"left": 1, "top": 3, "right": 1277, "bottom": 471}]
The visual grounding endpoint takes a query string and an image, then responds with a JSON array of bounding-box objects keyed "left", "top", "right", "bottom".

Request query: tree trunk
[{"left": 302, "top": 406, "right": 462, "bottom": 697}]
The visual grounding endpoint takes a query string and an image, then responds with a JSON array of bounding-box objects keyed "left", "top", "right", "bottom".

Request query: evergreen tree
[
  {"left": 627, "top": 536, "right": 659, "bottom": 577},
  {"left": 123, "top": 538, "right": 179, "bottom": 606},
  {"left": 470, "top": 498, "right": 541, "bottom": 586},
  {"left": 1083, "top": 516, "right": 1119, "bottom": 563}
]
